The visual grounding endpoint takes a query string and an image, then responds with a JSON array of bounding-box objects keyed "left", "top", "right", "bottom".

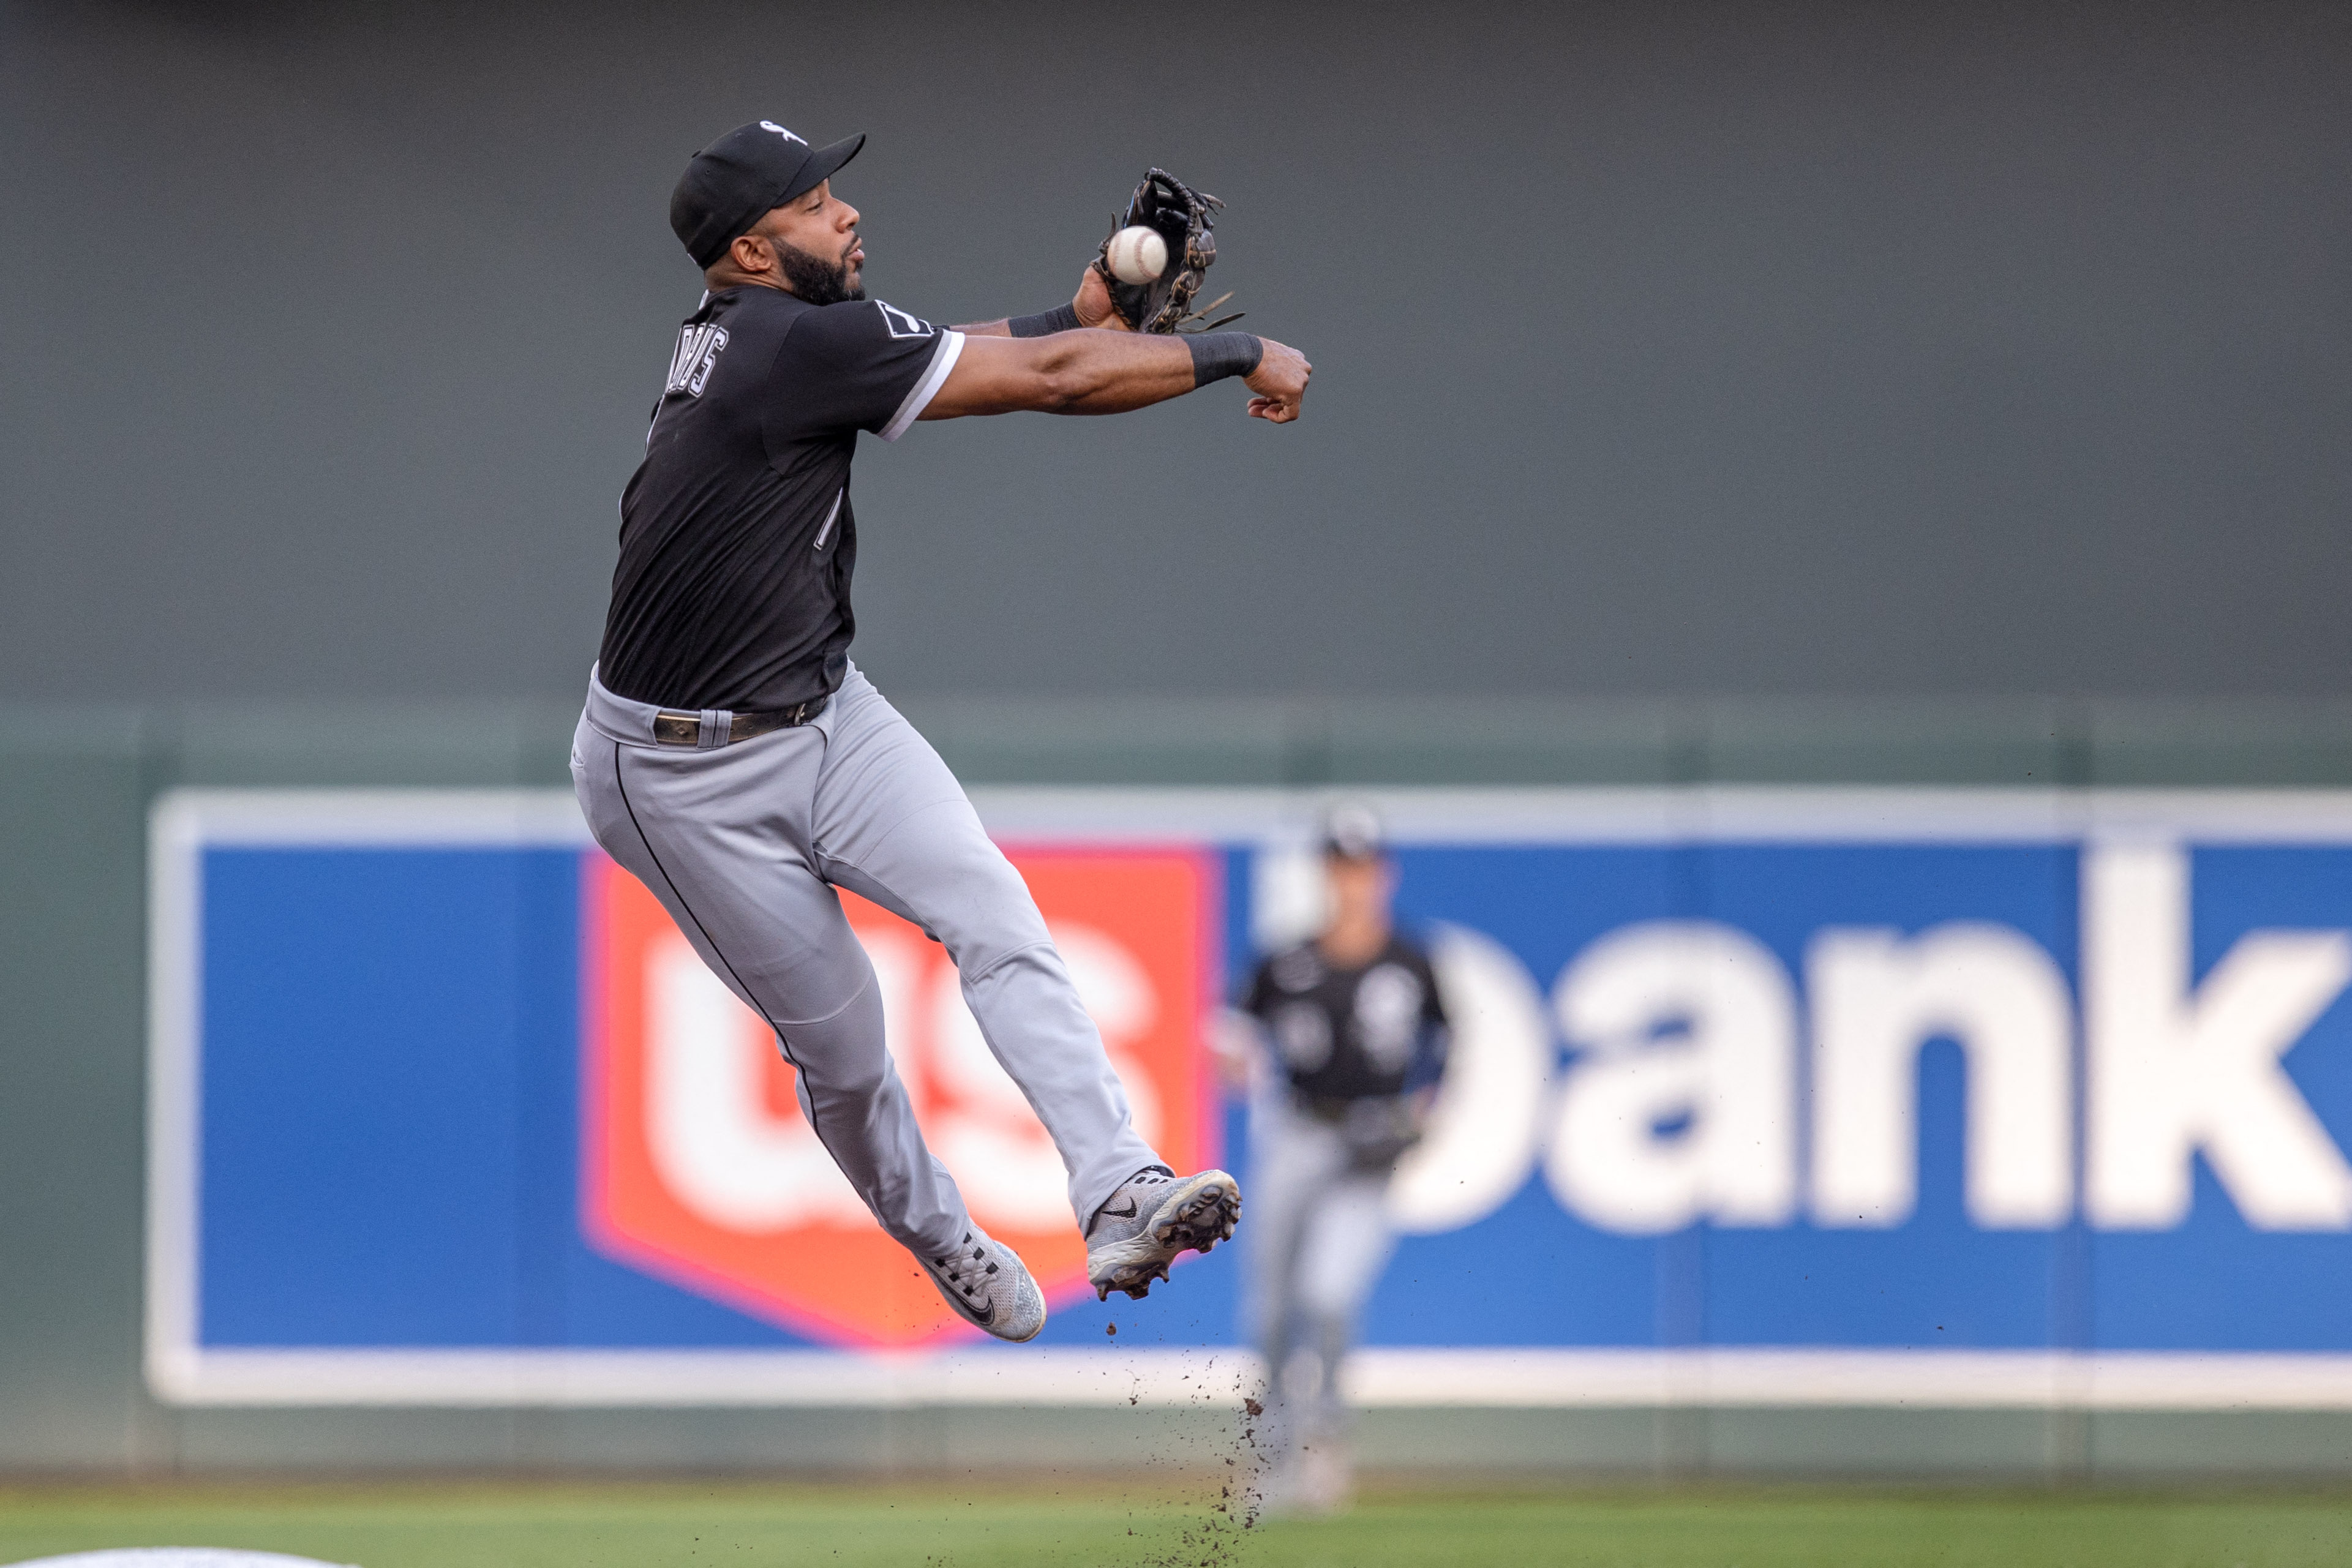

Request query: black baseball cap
[{"left": 669, "top": 119, "right": 865, "bottom": 269}]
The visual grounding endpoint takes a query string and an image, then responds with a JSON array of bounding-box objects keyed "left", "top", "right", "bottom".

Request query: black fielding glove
[{"left": 1093, "top": 168, "right": 1245, "bottom": 334}]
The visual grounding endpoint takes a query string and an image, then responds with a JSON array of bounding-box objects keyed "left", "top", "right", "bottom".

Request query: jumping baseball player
[
  {"left": 1231, "top": 805, "right": 1449, "bottom": 1512},
  {"left": 571, "top": 119, "right": 1310, "bottom": 1341}
]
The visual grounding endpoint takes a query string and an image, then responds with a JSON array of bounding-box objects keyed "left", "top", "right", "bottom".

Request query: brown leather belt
[{"left": 651, "top": 696, "right": 827, "bottom": 748}]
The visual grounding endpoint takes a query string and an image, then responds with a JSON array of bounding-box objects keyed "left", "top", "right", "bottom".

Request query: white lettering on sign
[
  {"left": 644, "top": 836, "right": 2352, "bottom": 1245},
  {"left": 2085, "top": 842, "right": 2352, "bottom": 1230},
  {"left": 1388, "top": 923, "right": 1552, "bottom": 1235},
  {"left": 1808, "top": 923, "right": 2073, "bottom": 1229},
  {"left": 642, "top": 917, "right": 1165, "bottom": 1239},
  {"left": 1546, "top": 921, "right": 1798, "bottom": 1234}
]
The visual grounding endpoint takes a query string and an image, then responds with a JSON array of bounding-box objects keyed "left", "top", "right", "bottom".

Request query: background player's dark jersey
[
  {"left": 598, "top": 287, "right": 963, "bottom": 713},
  {"left": 1242, "top": 934, "right": 1449, "bottom": 1103}
]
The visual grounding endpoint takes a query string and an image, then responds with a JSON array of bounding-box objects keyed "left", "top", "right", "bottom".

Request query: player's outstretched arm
[
  {"left": 955, "top": 268, "right": 1132, "bottom": 338},
  {"left": 922, "top": 329, "right": 1310, "bottom": 422}
]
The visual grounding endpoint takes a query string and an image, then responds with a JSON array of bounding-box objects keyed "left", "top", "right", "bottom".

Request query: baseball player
[
  {"left": 1230, "top": 805, "right": 1449, "bottom": 1512},
  {"left": 571, "top": 119, "right": 1310, "bottom": 1341}
]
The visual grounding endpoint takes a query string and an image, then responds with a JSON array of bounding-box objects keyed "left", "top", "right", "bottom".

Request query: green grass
[{"left": 0, "top": 1481, "right": 2348, "bottom": 1567}]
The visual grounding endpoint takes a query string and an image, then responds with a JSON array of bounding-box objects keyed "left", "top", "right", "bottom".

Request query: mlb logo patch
[
  {"left": 874, "top": 302, "right": 936, "bottom": 339},
  {"left": 580, "top": 847, "right": 1219, "bottom": 1347}
]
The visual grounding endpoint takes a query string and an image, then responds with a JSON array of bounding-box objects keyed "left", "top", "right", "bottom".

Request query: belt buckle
[{"left": 652, "top": 711, "right": 700, "bottom": 746}]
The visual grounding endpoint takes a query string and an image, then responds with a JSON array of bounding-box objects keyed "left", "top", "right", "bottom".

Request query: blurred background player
[{"left": 1226, "top": 804, "right": 1451, "bottom": 1514}]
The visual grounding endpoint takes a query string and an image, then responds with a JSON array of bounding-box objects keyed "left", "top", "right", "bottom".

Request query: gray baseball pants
[
  {"left": 571, "top": 662, "right": 1162, "bottom": 1261},
  {"left": 1245, "top": 1090, "right": 1399, "bottom": 1457}
]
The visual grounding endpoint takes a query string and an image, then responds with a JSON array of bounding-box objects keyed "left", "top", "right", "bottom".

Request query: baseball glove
[{"left": 1094, "top": 168, "right": 1244, "bottom": 334}]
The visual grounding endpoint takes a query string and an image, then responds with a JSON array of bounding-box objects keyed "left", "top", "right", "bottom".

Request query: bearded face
[{"left": 773, "top": 233, "right": 864, "bottom": 306}]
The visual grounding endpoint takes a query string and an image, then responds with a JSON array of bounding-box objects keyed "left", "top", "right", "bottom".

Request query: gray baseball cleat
[
  {"left": 1085, "top": 1166, "right": 1242, "bottom": 1301},
  {"left": 920, "top": 1225, "right": 1046, "bottom": 1342}
]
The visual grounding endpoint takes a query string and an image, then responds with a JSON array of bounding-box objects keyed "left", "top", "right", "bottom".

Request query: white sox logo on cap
[{"left": 759, "top": 121, "right": 808, "bottom": 145}]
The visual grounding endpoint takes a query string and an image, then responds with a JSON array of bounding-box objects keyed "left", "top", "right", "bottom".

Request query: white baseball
[{"left": 1105, "top": 225, "right": 1168, "bottom": 285}]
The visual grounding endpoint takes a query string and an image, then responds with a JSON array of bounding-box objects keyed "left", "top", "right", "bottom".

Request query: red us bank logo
[{"left": 581, "top": 847, "right": 1219, "bottom": 1348}]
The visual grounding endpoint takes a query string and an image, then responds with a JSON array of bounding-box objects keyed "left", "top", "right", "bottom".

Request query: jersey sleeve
[{"left": 769, "top": 300, "right": 965, "bottom": 443}]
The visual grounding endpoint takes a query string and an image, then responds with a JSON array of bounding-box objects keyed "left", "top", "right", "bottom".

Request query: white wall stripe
[{"left": 146, "top": 1346, "right": 2352, "bottom": 1412}]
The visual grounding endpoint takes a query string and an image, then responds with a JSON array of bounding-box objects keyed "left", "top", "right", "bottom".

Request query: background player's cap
[
  {"left": 669, "top": 119, "right": 865, "bottom": 269},
  {"left": 1320, "top": 801, "right": 1387, "bottom": 861}
]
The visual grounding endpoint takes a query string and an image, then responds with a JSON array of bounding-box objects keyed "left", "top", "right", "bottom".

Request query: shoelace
[{"left": 931, "top": 1231, "right": 999, "bottom": 1302}]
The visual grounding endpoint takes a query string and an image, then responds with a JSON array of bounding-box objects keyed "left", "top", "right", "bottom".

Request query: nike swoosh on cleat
[
  {"left": 933, "top": 1264, "right": 996, "bottom": 1326},
  {"left": 1100, "top": 1198, "right": 1138, "bottom": 1219}
]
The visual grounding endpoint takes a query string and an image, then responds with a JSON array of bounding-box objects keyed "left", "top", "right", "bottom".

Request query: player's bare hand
[
  {"left": 1245, "top": 339, "right": 1310, "bottom": 423},
  {"left": 1073, "top": 264, "right": 1132, "bottom": 331},
  {"left": 1209, "top": 1008, "right": 1261, "bottom": 1095}
]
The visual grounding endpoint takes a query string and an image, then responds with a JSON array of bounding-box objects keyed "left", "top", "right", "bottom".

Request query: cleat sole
[{"left": 1085, "top": 1171, "right": 1243, "bottom": 1302}]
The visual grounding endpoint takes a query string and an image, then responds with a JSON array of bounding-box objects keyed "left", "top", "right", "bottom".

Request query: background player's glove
[{"left": 1094, "top": 168, "right": 1244, "bottom": 334}]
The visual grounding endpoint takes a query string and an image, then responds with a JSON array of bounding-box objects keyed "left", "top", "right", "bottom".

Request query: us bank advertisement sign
[{"left": 148, "top": 789, "right": 2352, "bottom": 1409}]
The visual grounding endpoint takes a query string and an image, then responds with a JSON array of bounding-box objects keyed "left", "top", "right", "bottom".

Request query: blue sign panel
[{"left": 148, "top": 790, "right": 2352, "bottom": 1409}]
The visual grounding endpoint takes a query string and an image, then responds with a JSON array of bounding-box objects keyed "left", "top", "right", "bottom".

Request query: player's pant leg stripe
[{"left": 609, "top": 739, "right": 849, "bottom": 1185}]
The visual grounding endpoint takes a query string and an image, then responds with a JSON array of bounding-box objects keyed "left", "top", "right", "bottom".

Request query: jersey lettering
[
  {"left": 666, "top": 323, "right": 731, "bottom": 397},
  {"left": 874, "top": 302, "right": 936, "bottom": 340}
]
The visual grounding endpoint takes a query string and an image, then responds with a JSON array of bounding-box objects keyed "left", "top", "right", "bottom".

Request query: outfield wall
[{"left": 12, "top": 698, "right": 2352, "bottom": 1479}]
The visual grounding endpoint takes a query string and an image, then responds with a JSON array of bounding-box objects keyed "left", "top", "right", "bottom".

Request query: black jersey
[
  {"left": 596, "top": 287, "right": 963, "bottom": 713},
  {"left": 1241, "top": 934, "right": 1449, "bottom": 1103}
]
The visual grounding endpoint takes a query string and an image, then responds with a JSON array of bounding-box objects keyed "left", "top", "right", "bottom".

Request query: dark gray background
[
  {"left": 7, "top": 4, "right": 2352, "bottom": 1478},
  {"left": 3, "top": 1, "right": 2347, "bottom": 704}
]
